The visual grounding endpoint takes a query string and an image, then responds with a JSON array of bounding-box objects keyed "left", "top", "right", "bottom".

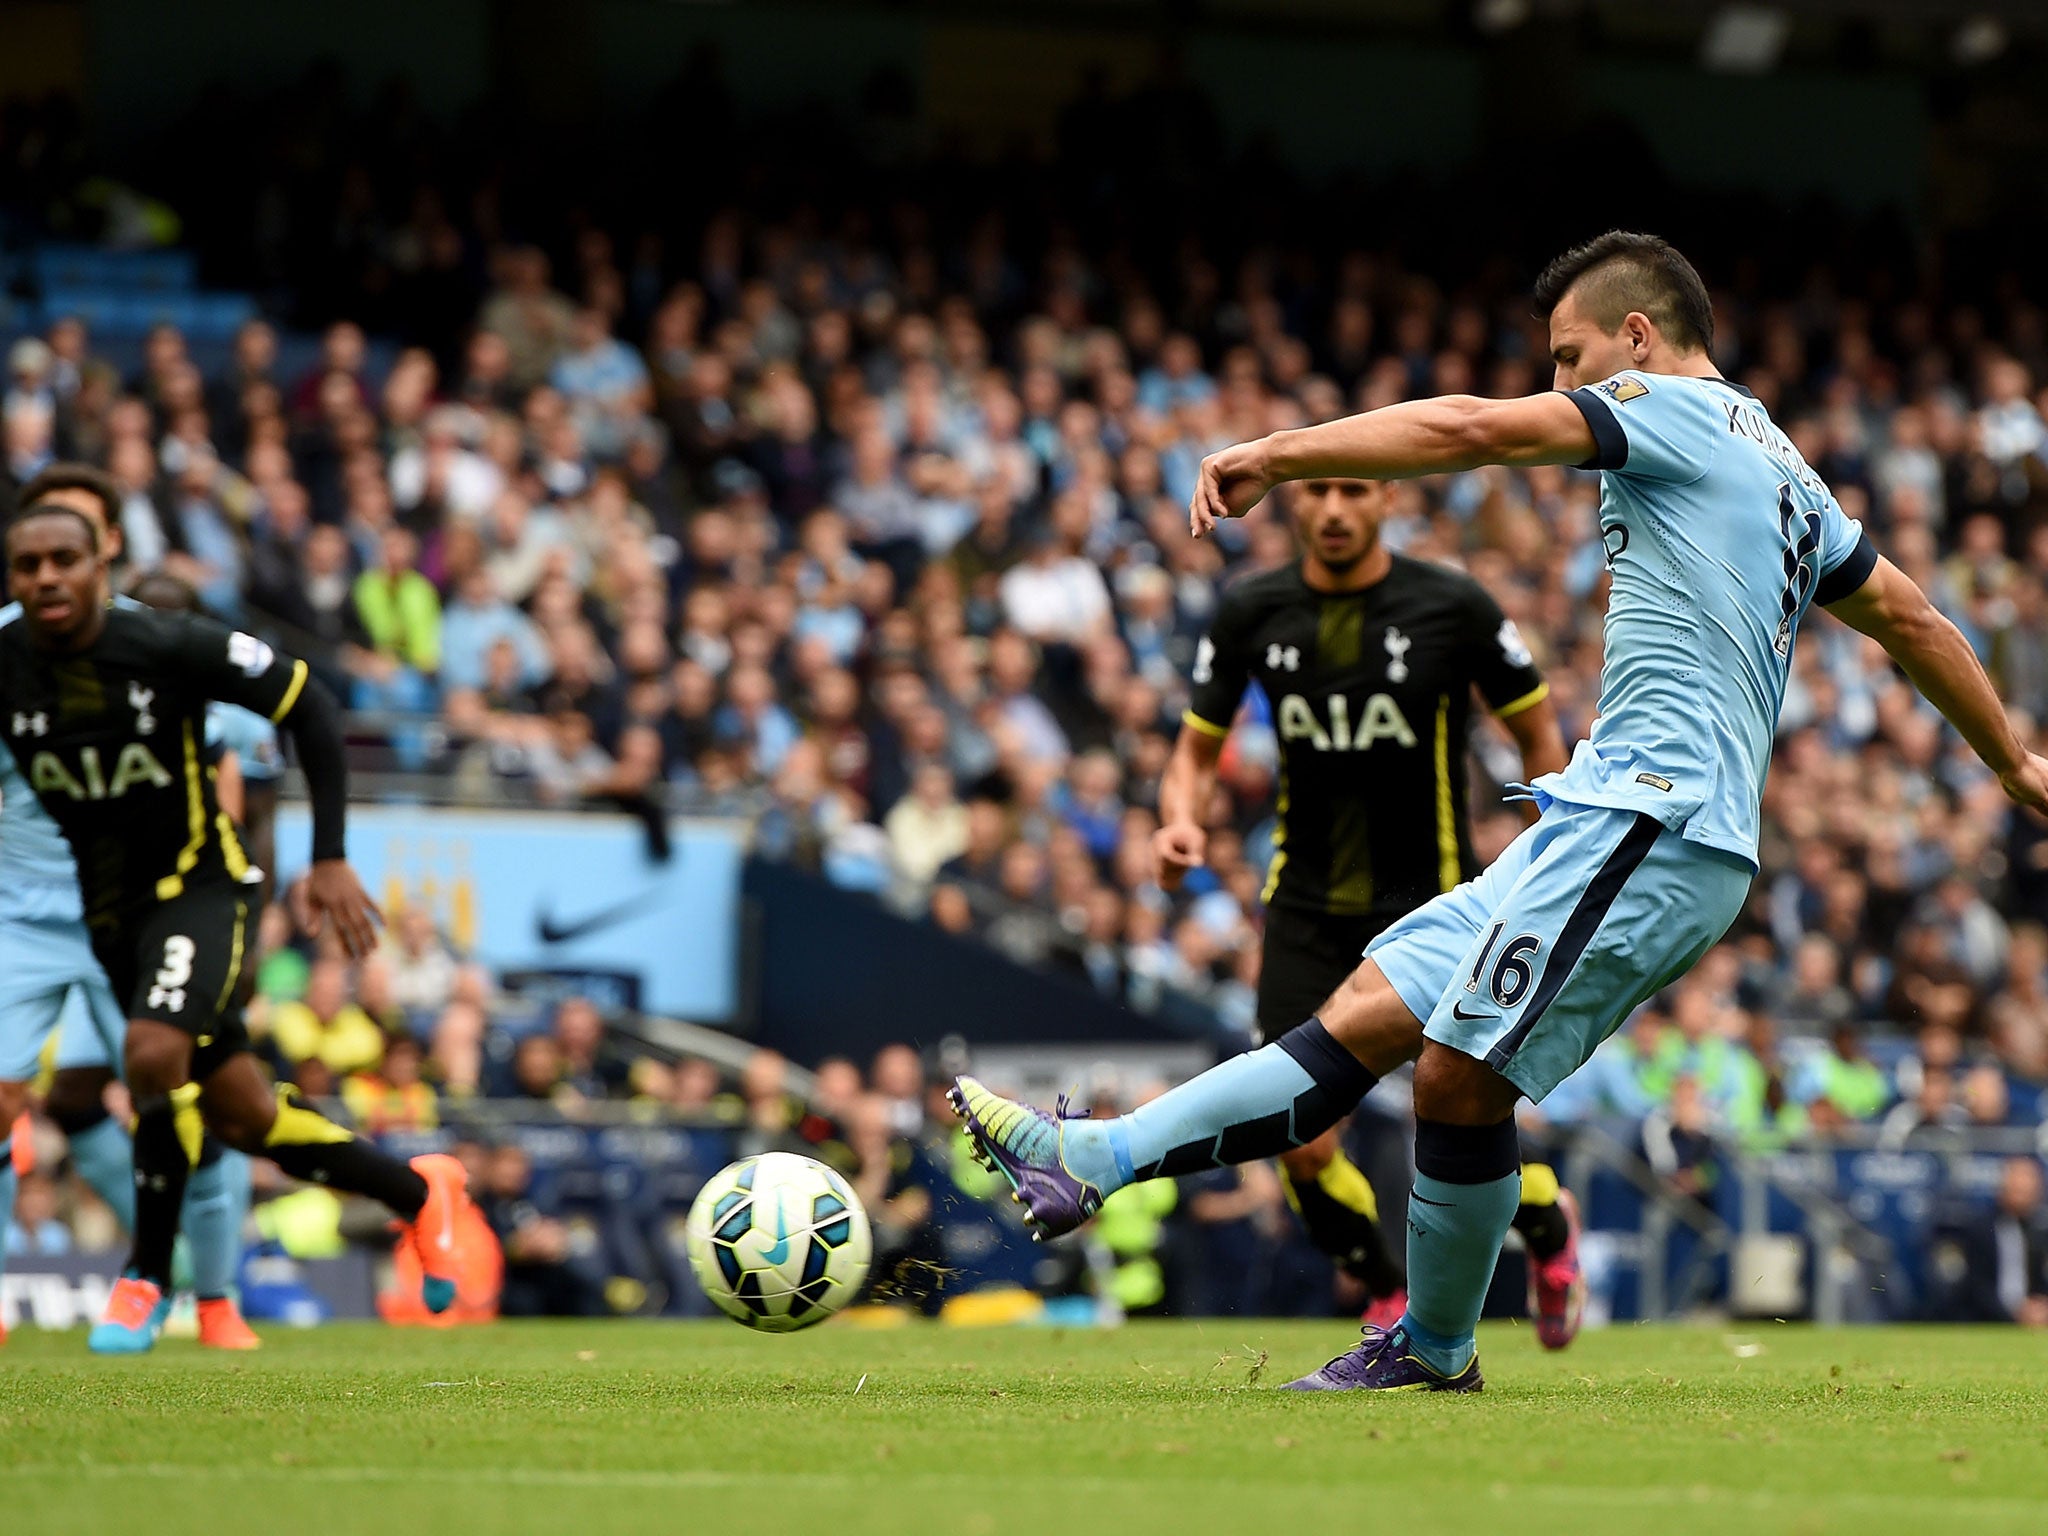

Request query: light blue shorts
[
  {"left": 0, "top": 915, "right": 127, "bottom": 1081},
  {"left": 1366, "top": 799, "right": 1752, "bottom": 1102}
]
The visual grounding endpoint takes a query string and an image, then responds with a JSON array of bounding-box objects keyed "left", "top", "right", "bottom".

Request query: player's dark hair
[
  {"left": 1533, "top": 231, "right": 1714, "bottom": 354},
  {"left": 130, "top": 569, "right": 203, "bottom": 613},
  {"left": 14, "top": 462, "right": 121, "bottom": 534},
  {"left": 5, "top": 498, "right": 101, "bottom": 552}
]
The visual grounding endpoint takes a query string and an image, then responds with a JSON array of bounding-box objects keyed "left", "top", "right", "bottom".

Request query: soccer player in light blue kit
[
  {"left": 951, "top": 232, "right": 2048, "bottom": 1389},
  {"left": 0, "top": 467, "right": 257, "bottom": 1351}
]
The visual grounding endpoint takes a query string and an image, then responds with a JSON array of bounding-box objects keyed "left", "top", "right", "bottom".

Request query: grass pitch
[{"left": 2, "top": 1319, "right": 2043, "bottom": 1536}]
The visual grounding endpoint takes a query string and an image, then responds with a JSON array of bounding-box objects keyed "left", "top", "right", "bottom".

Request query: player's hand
[
  {"left": 1190, "top": 439, "right": 1277, "bottom": 539},
  {"left": 1998, "top": 753, "right": 2048, "bottom": 818},
  {"left": 1153, "top": 821, "right": 1208, "bottom": 891},
  {"left": 298, "top": 858, "right": 385, "bottom": 958}
]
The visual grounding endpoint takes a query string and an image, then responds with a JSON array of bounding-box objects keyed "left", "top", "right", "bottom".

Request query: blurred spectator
[
  {"left": 508, "top": 1034, "right": 571, "bottom": 1108},
  {"left": 352, "top": 526, "right": 441, "bottom": 711},
  {"left": 384, "top": 907, "right": 461, "bottom": 1018},
  {"left": 480, "top": 247, "right": 577, "bottom": 392},
  {"left": 342, "top": 1035, "right": 440, "bottom": 1134},
  {"left": 265, "top": 958, "right": 388, "bottom": 1076},
  {"left": 1932, "top": 1157, "right": 2048, "bottom": 1325},
  {"left": 1794, "top": 1025, "right": 1893, "bottom": 1133},
  {"left": 554, "top": 997, "right": 632, "bottom": 1101},
  {"left": 885, "top": 761, "right": 969, "bottom": 886},
  {"left": 477, "top": 1143, "right": 608, "bottom": 1316},
  {"left": 4, "top": 1171, "right": 72, "bottom": 1256},
  {"left": 870, "top": 1043, "right": 929, "bottom": 1138},
  {"left": 845, "top": 1092, "right": 942, "bottom": 1311}
]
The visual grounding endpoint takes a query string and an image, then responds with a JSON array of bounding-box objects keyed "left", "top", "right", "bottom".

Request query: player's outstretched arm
[
  {"left": 1497, "top": 691, "right": 1569, "bottom": 813},
  {"left": 1154, "top": 724, "right": 1225, "bottom": 890},
  {"left": 1191, "top": 393, "right": 1597, "bottom": 537},
  {"left": 1825, "top": 554, "right": 2048, "bottom": 813},
  {"left": 275, "top": 673, "right": 385, "bottom": 957}
]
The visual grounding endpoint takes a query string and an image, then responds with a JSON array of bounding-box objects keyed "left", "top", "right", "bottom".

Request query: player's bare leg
[
  {"left": 0, "top": 1077, "right": 28, "bottom": 1347},
  {"left": 47, "top": 1060, "right": 264, "bottom": 1347},
  {"left": 1314, "top": 960, "right": 1579, "bottom": 1343},
  {"left": 198, "top": 1052, "right": 474, "bottom": 1313},
  {"left": 89, "top": 1020, "right": 201, "bottom": 1352},
  {"left": 1284, "top": 1042, "right": 1519, "bottom": 1391}
]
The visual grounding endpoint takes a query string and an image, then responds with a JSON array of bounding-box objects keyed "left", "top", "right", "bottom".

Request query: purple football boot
[
  {"left": 947, "top": 1076, "right": 1105, "bottom": 1240},
  {"left": 1281, "top": 1324, "right": 1485, "bottom": 1393}
]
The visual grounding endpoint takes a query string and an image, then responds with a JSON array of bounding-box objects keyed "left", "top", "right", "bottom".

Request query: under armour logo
[
  {"left": 129, "top": 681, "right": 156, "bottom": 734},
  {"left": 1383, "top": 627, "right": 1412, "bottom": 683},
  {"left": 1265, "top": 644, "right": 1300, "bottom": 672},
  {"left": 12, "top": 711, "right": 46, "bottom": 736}
]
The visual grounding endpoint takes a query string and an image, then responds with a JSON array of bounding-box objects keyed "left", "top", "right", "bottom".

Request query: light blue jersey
[
  {"left": 1536, "top": 371, "right": 1875, "bottom": 868},
  {"left": 0, "top": 599, "right": 132, "bottom": 1077},
  {"left": 1370, "top": 369, "right": 1877, "bottom": 1103},
  {"left": 0, "top": 599, "right": 91, "bottom": 923},
  {"left": 207, "top": 702, "right": 284, "bottom": 783}
]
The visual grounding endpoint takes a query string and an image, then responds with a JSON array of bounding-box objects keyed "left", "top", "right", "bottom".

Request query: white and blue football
[{"left": 685, "top": 1152, "right": 873, "bottom": 1331}]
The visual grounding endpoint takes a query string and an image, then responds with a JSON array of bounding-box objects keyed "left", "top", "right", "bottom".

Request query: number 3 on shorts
[
  {"left": 148, "top": 934, "right": 196, "bottom": 1013},
  {"left": 1465, "top": 921, "right": 1541, "bottom": 1009}
]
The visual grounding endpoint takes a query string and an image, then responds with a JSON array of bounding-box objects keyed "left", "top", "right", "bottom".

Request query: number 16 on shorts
[{"left": 1464, "top": 922, "right": 1539, "bottom": 1008}]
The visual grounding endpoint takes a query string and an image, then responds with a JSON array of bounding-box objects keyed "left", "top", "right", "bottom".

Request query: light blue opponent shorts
[
  {"left": 0, "top": 915, "right": 127, "bottom": 1081},
  {"left": 1367, "top": 799, "right": 1753, "bottom": 1102}
]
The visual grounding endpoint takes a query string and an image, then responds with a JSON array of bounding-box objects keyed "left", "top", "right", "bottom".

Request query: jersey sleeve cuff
[
  {"left": 1566, "top": 387, "right": 1629, "bottom": 471},
  {"left": 1814, "top": 528, "right": 1879, "bottom": 606},
  {"left": 1181, "top": 708, "right": 1230, "bottom": 739},
  {"left": 1490, "top": 680, "right": 1550, "bottom": 720}
]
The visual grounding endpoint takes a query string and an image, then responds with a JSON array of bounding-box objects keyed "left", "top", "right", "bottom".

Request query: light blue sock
[
  {"left": 183, "top": 1151, "right": 252, "bottom": 1299},
  {"left": 1070, "top": 1022, "right": 1377, "bottom": 1190},
  {"left": 0, "top": 1161, "right": 16, "bottom": 1297},
  {"left": 1403, "top": 1166, "right": 1522, "bottom": 1375},
  {"left": 67, "top": 1117, "right": 136, "bottom": 1231}
]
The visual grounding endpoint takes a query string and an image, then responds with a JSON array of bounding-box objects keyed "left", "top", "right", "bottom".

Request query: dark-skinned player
[
  {"left": 0, "top": 500, "right": 473, "bottom": 1353},
  {"left": 1152, "top": 475, "right": 1587, "bottom": 1344}
]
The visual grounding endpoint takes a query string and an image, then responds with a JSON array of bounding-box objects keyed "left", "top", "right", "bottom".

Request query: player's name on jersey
[{"left": 1273, "top": 691, "right": 1418, "bottom": 752}]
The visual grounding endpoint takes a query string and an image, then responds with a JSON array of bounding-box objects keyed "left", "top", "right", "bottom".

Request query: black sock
[
  {"left": 1281, "top": 1154, "right": 1406, "bottom": 1295},
  {"left": 1511, "top": 1161, "right": 1571, "bottom": 1258},
  {"left": 128, "top": 1097, "right": 194, "bottom": 1289},
  {"left": 47, "top": 1100, "right": 110, "bottom": 1138},
  {"left": 1512, "top": 1203, "right": 1569, "bottom": 1258},
  {"left": 263, "top": 1087, "right": 428, "bottom": 1219},
  {"left": 1414, "top": 1116, "right": 1523, "bottom": 1184}
]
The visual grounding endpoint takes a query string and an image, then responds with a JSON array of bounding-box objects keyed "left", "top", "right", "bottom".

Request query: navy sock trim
[
  {"left": 48, "top": 1101, "right": 112, "bottom": 1137},
  {"left": 1275, "top": 1017, "right": 1378, "bottom": 1101},
  {"left": 1414, "top": 1117, "right": 1521, "bottom": 1185}
]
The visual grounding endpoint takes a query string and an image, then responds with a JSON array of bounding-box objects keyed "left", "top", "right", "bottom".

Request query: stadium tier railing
[{"left": 1550, "top": 1118, "right": 2045, "bottom": 1324}]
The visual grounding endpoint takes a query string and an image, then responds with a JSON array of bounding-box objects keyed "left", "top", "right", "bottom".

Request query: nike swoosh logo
[
  {"left": 536, "top": 891, "right": 655, "bottom": 945},
  {"left": 760, "top": 1197, "right": 790, "bottom": 1265},
  {"left": 1451, "top": 1002, "right": 1495, "bottom": 1022}
]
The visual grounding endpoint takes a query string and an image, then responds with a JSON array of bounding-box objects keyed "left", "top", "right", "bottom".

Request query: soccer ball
[{"left": 685, "top": 1152, "right": 872, "bottom": 1331}]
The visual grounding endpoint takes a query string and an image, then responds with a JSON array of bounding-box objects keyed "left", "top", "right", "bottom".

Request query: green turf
[{"left": 2, "top": 1319, "right": 2042, "bottom": 1536}]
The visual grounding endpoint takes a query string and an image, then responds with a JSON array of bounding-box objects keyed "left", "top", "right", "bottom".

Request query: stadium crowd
[{"left": 3, "top": 62, "right": 2047, "bottom": 1322}]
